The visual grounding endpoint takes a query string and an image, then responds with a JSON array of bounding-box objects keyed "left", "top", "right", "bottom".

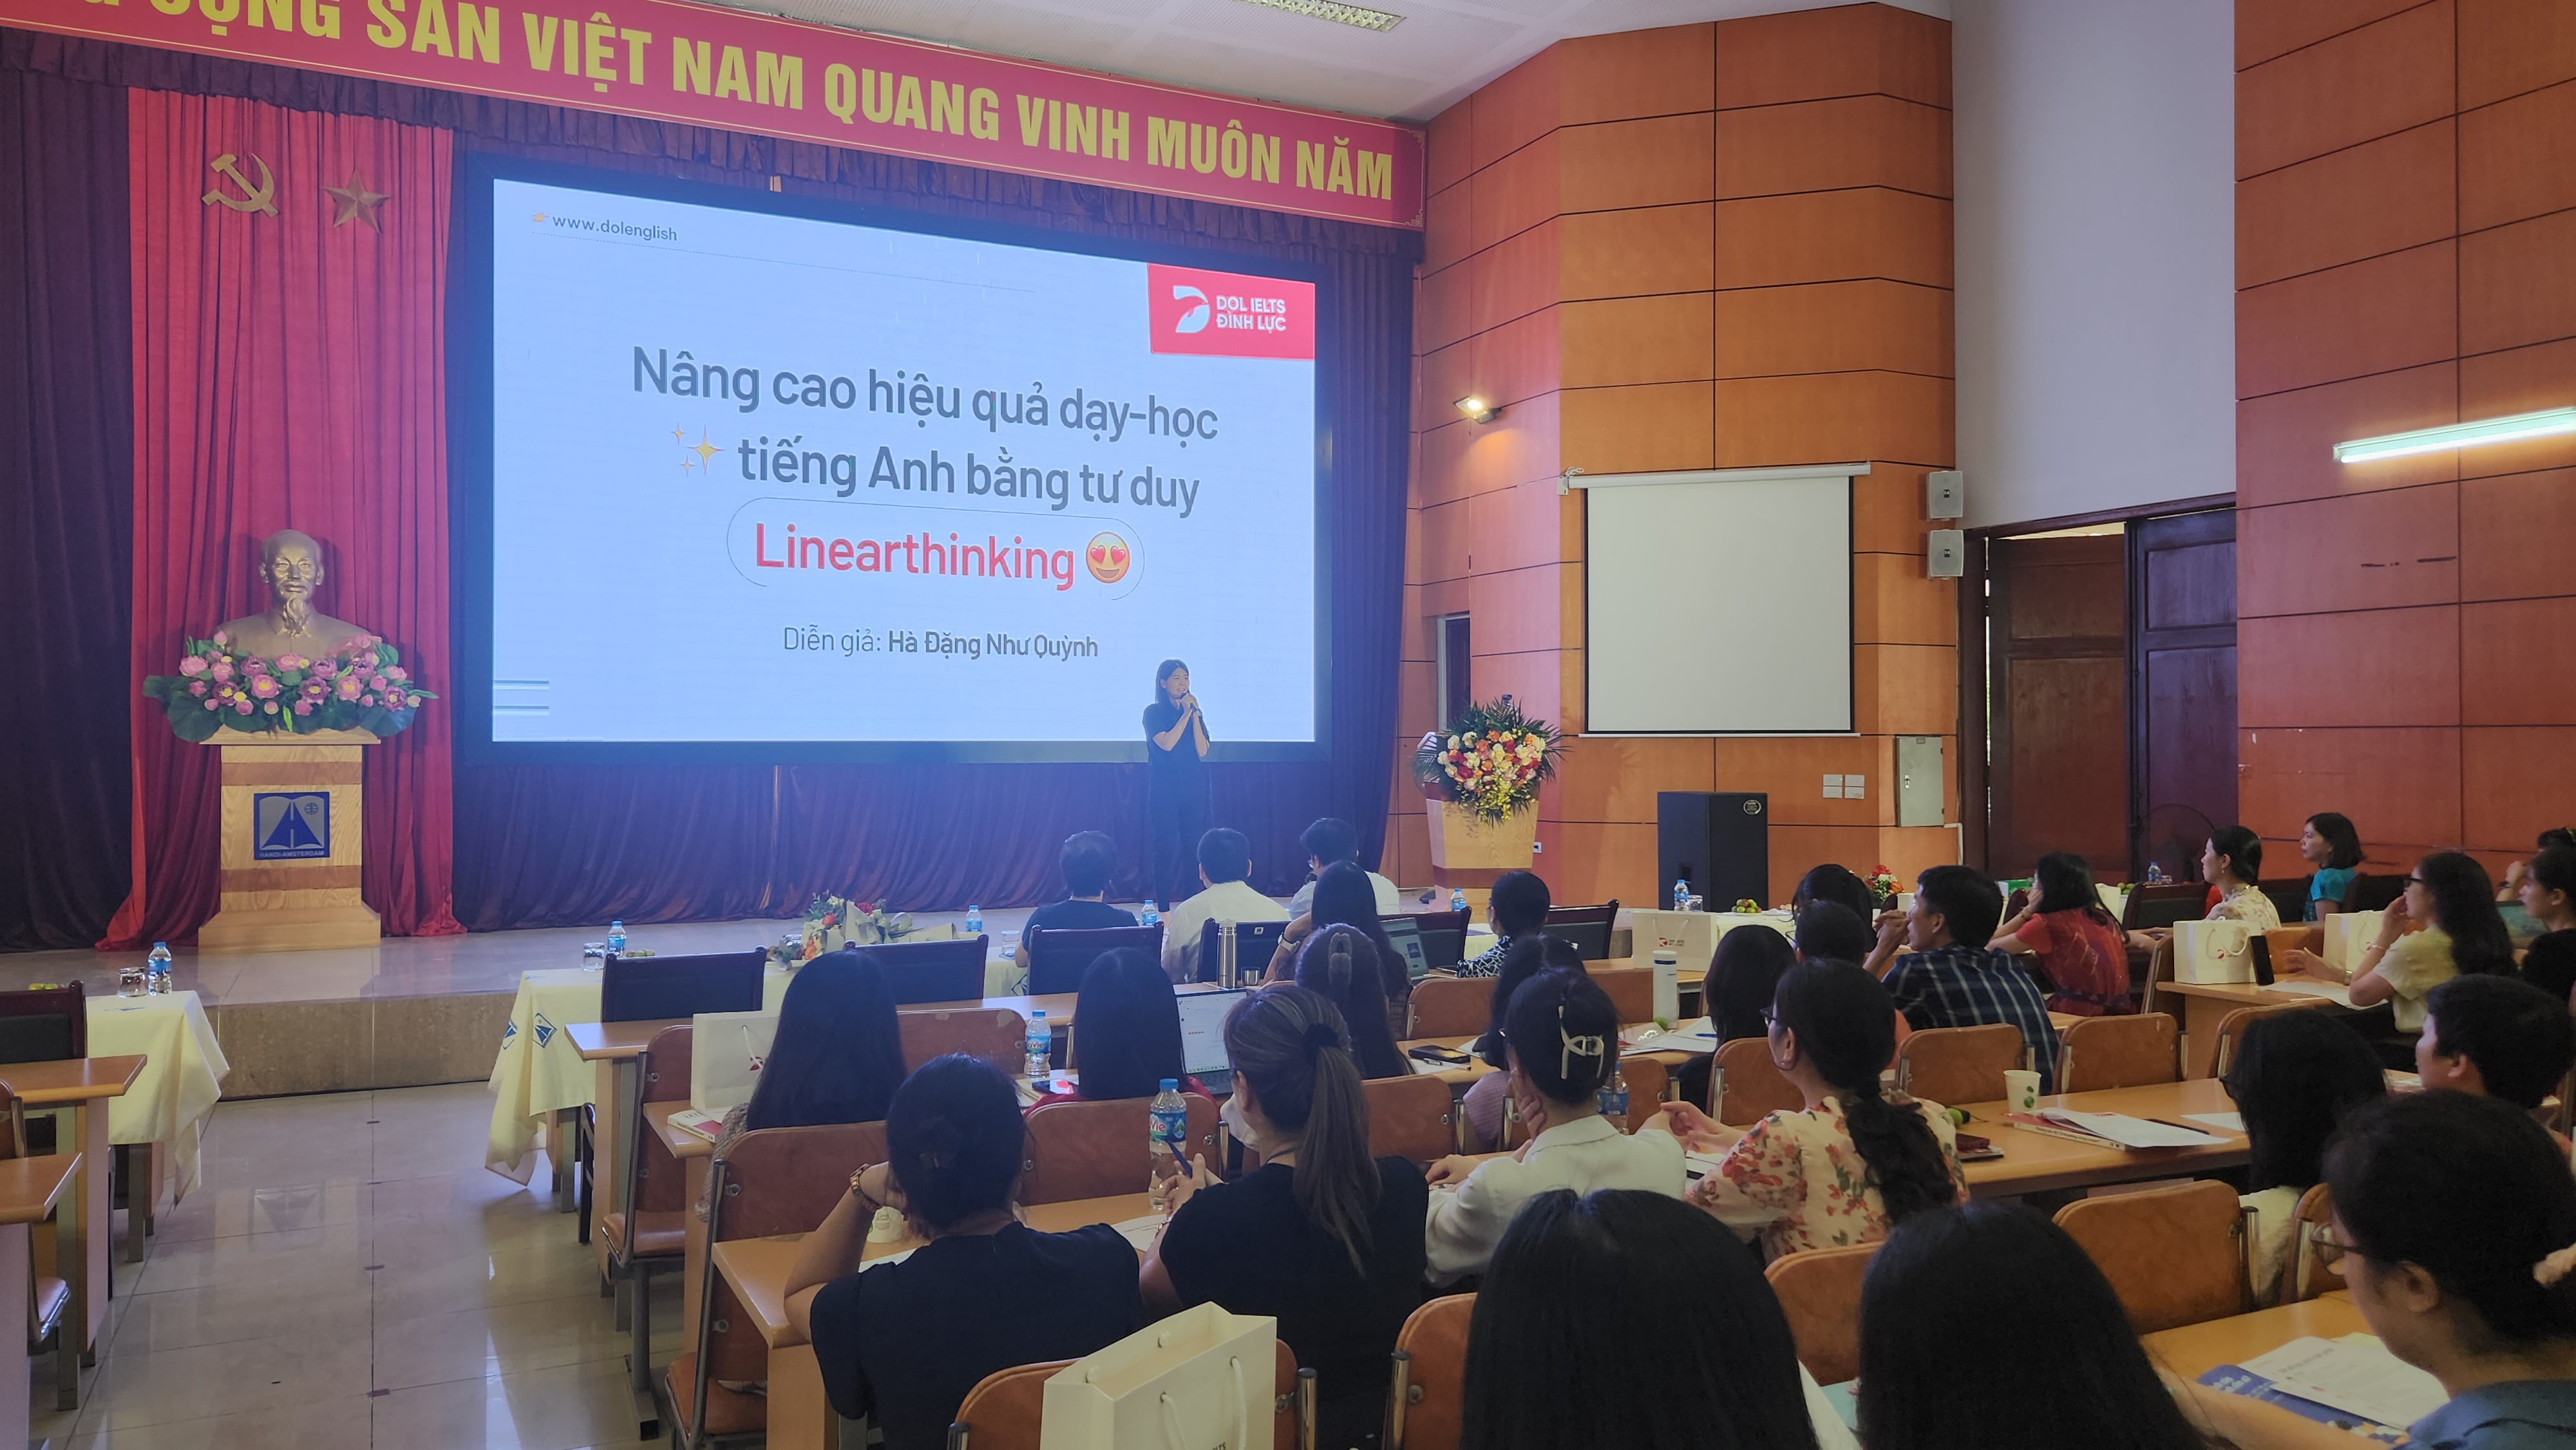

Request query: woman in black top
[
  {"left": 1142, "top": 658, "right": 1210, "bottom": 910},
  {"left": 2517, "top": 845, "right": 2576, "bottom": 1003},
  {"left": 786, "top": 1055, "right": 1145, "bottom": 1450},
  {"left": 1143, "top": 986, "right": 1427, "bottom": 1449}
]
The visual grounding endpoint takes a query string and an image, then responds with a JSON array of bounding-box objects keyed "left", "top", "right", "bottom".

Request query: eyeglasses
[
  {"left": 2406, "top": 876, "right": 2427, "bottom": 885},
  {"left": 1759, "top": 1008, "right": 1779, "bottom": 1030},
  {"left": 2309, "top": 1224, "right": 2367, "bottom": 1274}
]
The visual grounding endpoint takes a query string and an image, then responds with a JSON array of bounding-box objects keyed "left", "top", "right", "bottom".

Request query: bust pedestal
[{"left": 195, "top": 728, "right": 382, "bottom": 954}]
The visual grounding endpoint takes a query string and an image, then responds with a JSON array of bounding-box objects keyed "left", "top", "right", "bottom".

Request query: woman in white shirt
[
  {"left": 2129, "top": 825, "right": 2279, "bottom": 952},
  {"left": 1421, "top": 967, "right": 1680, "bottom": 1286}
]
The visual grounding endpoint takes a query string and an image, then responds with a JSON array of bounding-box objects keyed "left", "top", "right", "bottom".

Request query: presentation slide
[{"left": 479, "top": 173, "right": 1321, "bottom": 751}]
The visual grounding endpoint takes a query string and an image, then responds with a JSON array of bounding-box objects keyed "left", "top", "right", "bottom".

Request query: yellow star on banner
[
  {"left": 691, "top": 431, "right": 719, "bottom": 469},
  {"left": 323, "top": 167, "right": 391, "bottom": 231}
]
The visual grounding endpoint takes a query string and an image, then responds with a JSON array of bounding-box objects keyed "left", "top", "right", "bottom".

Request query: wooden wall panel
[
  {"left": 2237, "top": 241, "right": 2458, "bottom": 398},
  {"left": 2459, "top": 207, "right": 2576, "bottom": 355},
  {"left": 1712, "top": 371, "right": 1953, "bottom": 468},
  {"left": 1712, "top": 280, "right": 1952, "bottom": 379},
  {"left": 2235, "top": 484, "right": 2461, "bottom": 617},
  {"left": 2461, "top": 598, "right": 2576, "bottom": 723},
  {"left": 2458, "top": 339, "right": 2576, "bottom": 476},
  {"left": 2235, "top": 120, "right": 2456, "bottom": 287},
  {"left": 1558, "top": 382, "right": 1715, "bottom": 473},
  {"left": 1559, "top": 24, "right": 1716, "bottom": 124},
  {"left": 2459, "top": 467, "right": 2576, "bottom": 599},
  {"left": 2458, "top": 80, "right": 2576, "bottom": 231},
  {"left": 2239, "top": 0, "right": 2434, "bottom": 70},
  {"left": 1710, "top": 188, "right": 1952, "bottom": 290},
  {"left": 2239, "top": 725, "right": 2465, "bottom": 849},
  {"left": 2237, "top": 607, "right": 2463, "bottom": 726},
  {"left": 2237, "top": 362, "right": 2459, "bottom": 506},
  {"left": 2457, "top": 0, "right": 2576, "bottom": 108},
  {"left": 1561, "top": 296, "right": 1715, "bottom": 388},
  {"left": 2461, "top": 726, "right": 2576, "bottom": 847},
  {"left": 1712, "top": 94, "right": 1951, "bottom": 200},
  {"left": 1559, "top": 115, "right": 1716, "bottom": 214},
  {"left": 2237, "top": 1, "right": 2456, "bottom": 178},
  {"left": 1716, "top": 4, "right": 1950, "bottom": 110}
]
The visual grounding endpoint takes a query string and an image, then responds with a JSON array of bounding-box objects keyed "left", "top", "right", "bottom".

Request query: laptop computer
[
  {"left": 1176, "top": 988, "right": 1250, "bottom": 1080},
  {"left": 1381, "top": 917, "right": 1433, "bottom": 981}
]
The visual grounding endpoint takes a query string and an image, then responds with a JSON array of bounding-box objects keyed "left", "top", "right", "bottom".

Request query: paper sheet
[
  {"left": 2264, "top": 978, "right": 2355, "bottom": 1006},
  {"left": 2239, "top": 1335, "right": 2447, "bottom": 1431},
  {"left": 2185, "top": 1112, "right": 2246, "bottom": 1132},
  {"left": 2043, "top": 1109, "right": 2230, "bottom": 1149},
  {"left": 1112, "top": 1214, "right": 1167, "bottom": 1254},
  {"left": 1620, "top": 1017, "right": 1719, "bottom": 1055}
]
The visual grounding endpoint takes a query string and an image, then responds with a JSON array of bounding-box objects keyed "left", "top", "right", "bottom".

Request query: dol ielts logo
[
  {"left": 1086, "top": 533, "right": 1132, "bottom": 583},
  {"left": 1171, "top": 286, "right": 1210, "bottom": 335},
  {"left": 1146, "top": 263, "right": 1316, "bottom": 361}
]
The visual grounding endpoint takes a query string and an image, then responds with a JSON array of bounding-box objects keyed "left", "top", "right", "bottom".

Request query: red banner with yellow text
[{"left": 3, "top": 0, "right": 1425, "bottom": 227}]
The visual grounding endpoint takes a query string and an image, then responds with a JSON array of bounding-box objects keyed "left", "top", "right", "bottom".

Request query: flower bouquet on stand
[
  {"left": 768, "top": 895, "right": 921, "bottom": 968},
  {"left": 141, "top": 630, "right": 433, "bottom": 741},
  {"left": 1413, "top": 695, "right": 1563, "bottom": 869},
  {"left": 1869, "top": 865, "right": 1900, "bottom": 910}
]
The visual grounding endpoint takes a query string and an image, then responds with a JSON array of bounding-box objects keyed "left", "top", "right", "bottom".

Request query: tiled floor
[{"left": 37, "top": 1082, "right": 663, "bottom": 1449}]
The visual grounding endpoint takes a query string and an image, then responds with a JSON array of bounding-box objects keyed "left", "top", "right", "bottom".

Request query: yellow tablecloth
[
  {"left": 484, "top": 965, "right": 791, "bottom": 1181},
  {"left": 89, "top": 990, "right": 231, "bottom": 1202}
]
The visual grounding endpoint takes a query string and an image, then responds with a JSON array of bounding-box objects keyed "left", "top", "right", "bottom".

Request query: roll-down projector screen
[{"left": 1583, "top": 473, "right": 1854, "bottom": 733}]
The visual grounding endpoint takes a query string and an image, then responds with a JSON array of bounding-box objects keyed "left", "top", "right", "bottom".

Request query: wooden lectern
[{"left": 195, "top": 727, "right": 381, "bottom": 954}]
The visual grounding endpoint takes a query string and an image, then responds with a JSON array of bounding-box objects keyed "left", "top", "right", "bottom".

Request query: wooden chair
[
  {"left": 1363, "top": 1075, "right": 1458, "bottom": 1163},
  {"left": 1405, "top": 975, "right": 1495, "bottom": 1040},
  {"left": 863, "top": 935, "right": 991, "bottom": 1005},
  {"left": 2342, "top": 872, "right": 2408, "bottom": 913},
  {"left": 2123, "top": 882, "right": 2211, "bottom": 934},
  {"left": 0, "top": 984, "right": 85, "bottom": 1156},
  {"left": 600, "top": 949, "right": 766, "bottom": 1022},
  {"left": 1612, "top": 1056, "right": 1669, "bottom": 1134},
  {"left": 1589, "top": 966, "right": 1654, "bottom": 1026},
  {"left": 2262, "top": 878, "right": 2312, "bottom": 929},
  {"left": 0, "top": 1093, "right": 74, "bottom": 1411},
  {"left": 900, "top": 1007, "right": 1027, "bottom": 1073},
  {"left": 2208, "top": 1001, "right": 2331, "bottom": 1080},
  {"left": 1894, "top": 1023, "right": 2024, "bottom": 1107},
  {"left": 1539, "top": 901, "right": 1620, "bottom": 961},
  {"left": 603, "top": 1024, "right": 693, "bottom": 1388},
  {"left": 1384, "top": 1292, "right": 1473, "bottom": 1450},
  {"left": 1711, "top": 1038, "right": 1801, "bottom": 1126},
  {"left": 1764, "top": 1242, "right": 1879, "bottom": 1385},
  {"left": 1025, "top": 923, "right": 1164, "bottom": 996},
  {"left": 2054, "top": 1180, "right": 2248, "bottom": 1333},
  {"left": 2056, "top": 1013, "right": 2180, "bottom": 1093},
  {"left": 672, "top": 1120, "right": 891, "bottom": 1449},
  {"left": 943, "top": 1340, "right": 1306, "bottom": 1450},
  {"left": 1022, "top": 1095, "right": 1220, "bottom": 1204},
  {"left": 2280, "top": 1183, "right": 2340, "bottom": 1306}
]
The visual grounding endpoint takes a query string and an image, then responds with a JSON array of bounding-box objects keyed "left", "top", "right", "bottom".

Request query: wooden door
[
  {"left": 2129, "top": 510, "right": 2238, "bottom": 880},
  {"left": 1986, "top": 536, "right": 2128, "bottom": 879}
]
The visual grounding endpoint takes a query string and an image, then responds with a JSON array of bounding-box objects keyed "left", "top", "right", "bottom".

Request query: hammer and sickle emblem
[{"left": 202, "top": 153, "right": 278, "bottom": 215}]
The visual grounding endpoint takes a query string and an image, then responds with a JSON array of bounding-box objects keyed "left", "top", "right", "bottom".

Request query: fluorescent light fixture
[
  {"left": 1455, "top": 395, "right": 1495, "bottom": 423},
  {"left": 1228, "top": 0, "right": 1405, "bottom": 31},
  {"left": 2333, "top": 407, "right": 2576, "bottom": 464}
]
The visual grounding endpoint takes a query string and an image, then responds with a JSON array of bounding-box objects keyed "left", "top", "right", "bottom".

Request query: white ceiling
[{"left": 714, "top": 0, "right": 1948, "bottom": 124}]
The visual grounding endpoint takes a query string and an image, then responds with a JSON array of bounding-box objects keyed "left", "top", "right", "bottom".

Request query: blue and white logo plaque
[{"left": 251, "top": 791, "right": 331, "bottom": 860}]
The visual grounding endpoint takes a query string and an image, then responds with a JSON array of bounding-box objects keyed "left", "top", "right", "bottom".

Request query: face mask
[{"left": 1220, "top": 1094, "right": 1258, "bottom": 1154}]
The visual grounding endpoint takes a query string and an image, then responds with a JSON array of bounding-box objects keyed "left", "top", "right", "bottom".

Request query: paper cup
[{"left": 2002, "top": 1069, "right": 2041, "bottom": 1112}]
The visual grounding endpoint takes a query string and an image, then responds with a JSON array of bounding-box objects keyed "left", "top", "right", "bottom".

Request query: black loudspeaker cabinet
[{"left": 1658, "top": 792, "right": 1770, "bottom": 910}]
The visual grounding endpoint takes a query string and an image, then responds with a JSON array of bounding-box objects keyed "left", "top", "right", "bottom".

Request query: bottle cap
[
  {"left": 1031, "top": 1010, "right": 1045, "bottom": 1021},
  {"left": 153, "top": 941, "right": 167, "bottom": 950},
  {"left": 1160, "top": 1078, "right": 1179, "bottom": 1091}
]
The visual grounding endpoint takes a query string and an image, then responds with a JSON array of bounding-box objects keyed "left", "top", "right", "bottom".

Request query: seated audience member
[
  {"left": 1866, "top": 865, "right": 2061, "bottom": 1092},
  {"left": 1859, "top": 1203, "right": 2212, "bottom": 1450},
  {"left": 2516, "top": 844, "right": 2576, "bottom": 1004},
  {"left": 2313, "top": 1093, "right": 2576, "bottom": 1448},
  {"left": 1032, "top": 948, "right": 1213, "bottom": 1110},
  {"left": 695, "top": 947, "right": 906, "bottom": 1219},
  {"left": 2134, "top": 825, "right": 2279, "bottom": 951},
  {"left": 1459, "top": 1189, "right": 1856, "bottom": 1450},
  {"left": 1708, "top": 924, "right": 1799, "bottom": 1044},
  {"left": 1455, "top": 869, "right": 1550, "bottom": 979},
  {"left": 2320, "top": 852, "right": 2516, "bottom": 1037},
  {"left": 2221, "top": 1012, "right": 2388, "bottom": 1305},
  {"left": 1423, "top": 968, "right": 1681, "bottom": 1285},
  {"left": 1459, "top": 936, "right": 1584, "bottom": 1152},
  {"left": 1014, "top": 831, "right": 1137, "bottom": 973},
  {"left": 2417, "top": 975, "right": 2576, "bottom": 1118},
  {"left": 1144, "top": 986, "right": 1428, "bottom": 1450},
  {"left": 1793, "top": 862, "right": 1880, "bottom": 921},
  {"left": 1285, "top": 816, "right": 1401, "bottom": 919},
  {"left": 2300, "top": 812, "right": 2365, "bottom": 919},
  {"left": 1656, "top": 962, "right": 1965, "bottom": 1260},
  {"left": 1795, "top": 900, "right": 1875, "bottom": 966},
  {"left": 786, "top": 1055, "right": 1146, "bottom": 1450},
  {"left": 1160, "top": 827, "right": 1289, "bottom": 984},
  {"left": 1991, "top": 851, "right": 2132, "bottom": 1016},
  {"left": 1269, "top": 860, "right": 1405, "bottom": 1000},
  {"left": 2501, "top": 827, "right": 2576, "bottom": 945},
  {"left": 1291, "top": 926, "right": 1411, "bottom": 1080}
]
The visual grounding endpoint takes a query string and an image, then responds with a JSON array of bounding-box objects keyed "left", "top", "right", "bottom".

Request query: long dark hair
[
  {"left": 885, "top": 1055, "right": 1025, "bottom": 1233},
  {"left": 1462, "top": 1190, "right": 1819, "bottom": 1450},
  {"left": 2328, "top": 1091, "right": 2576, "bottom": 1346},
  {"left": 1502, "top": 967, "right": 1618, "bottom": 1106},
  {"left": 1308, "top": 860, "right": 1405, "bottom": 1001},
  {"left": 1476, "top": 935, "right": 1582, "bottom": 1069},
  {"left": 1224, "top": 985, "right": 1379, "bottom": 1271},
  {"left": 1707, "top": 926, "right": 1796, "bottom": 1044},
  {"left": 2415, "top": 851, "right": 2514, "bottom": 974},
  {"left": 2031, "top": 851, "right": 2117, "bottom": 928},
  {"left": 2307, "top": 812, "right": 2364, "bottom": 871},
  {"left": 1771, "top": 962, "right": 1956, "bottom": 1224},
  {"left": 1293, "top": 926, "right": 1408, "bottom": 1080},
  {"left": 2208, "top": 825, "right": 2263, "bottom": 886},
  {"left": 1794, "top": 863, "right": 1877, "bottom": 918},
  {"left": 744, "top": 949, "right": 904, "bottom": 1133},
  {"left": 1152, "top": 657, "right": 1188, "bottom": 704},
  {"left": 2221, "top": 1010, "right": 2385, "bottom": 1192},
  {"left": 1069, "top": 948, "right": 1187, "bottom": 1101},
  {"left": 1859, "top": 1203, "right": 2209, "bottom": 1450}
]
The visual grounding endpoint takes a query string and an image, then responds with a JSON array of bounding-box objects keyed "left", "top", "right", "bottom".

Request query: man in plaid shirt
[{"left": 1866, "top": 864, "right": 2061, "bottom": 1093}]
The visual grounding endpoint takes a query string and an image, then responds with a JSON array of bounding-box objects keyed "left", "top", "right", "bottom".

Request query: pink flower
[
  {"left": 367, "top": 675, "right": 387, "bottom": 692},
  {"left": 278, "top": 654, "right": 307, "bottom": 671},
  {"left": 178, "top": 656, "right": 207, "bottom": 677},
  {"left": 361, "top": 693, "right": 377, "bottom": 706},
  {"left": 293, "top": 701, "right": 313, "bottom": 716},
  {"left": 405, "top": 694, "right": 422, "bottom": 708},
  {"left": 262, "top": 701, "right": 279, "bottom": 715},
  {"left": 310, "top": 660, "right": 337, "bottom": 679},
  {"left": 383, "top": 665, "right": 407, "bottom": 682},
  {"left": 301, "top": 679, "right": 327, "bottom": 698},
  {"left": 336, "top": 674, "right": 364, "bottom": 701},
  {"left": 211, "top": 660, "right": 234, "bottom": 683},
  {"left": 233, "top": 700, "right": 252, "bottom": 715},
  {"left": 243, "top": 658, "right": 269, "bottom": 676},
  {"left": 211, "top": 631, "right": 227, "bottom": 645},
  {"left": 202, "top": 699, "right": 219, "bottom": 711},
  {"left": 188, "top": 680, "right": 208, "bottom": 697},
  {"left": 249, "top": 675, "right": 280, "bottom": 699}
]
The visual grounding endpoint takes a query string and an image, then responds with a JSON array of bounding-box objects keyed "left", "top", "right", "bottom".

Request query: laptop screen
[
  {"left": 1175, "top": 988, "right": 1250, "bottom": 1080},
  {"left": 1381, "top": 918, "right": 1431, "bottom": 981}
]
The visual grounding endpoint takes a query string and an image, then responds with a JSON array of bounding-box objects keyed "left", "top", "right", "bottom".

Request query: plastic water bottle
[
  {"left": 1673, "top": 878, "right": 1692, "bottom": 913},
  {"left": 606, "top": 919, "right": 627, "bottom": 956},
  {"left": 2145, "top": 863, "right": 2166, "bottom": 885},
  {"left": 965, "top": 904, "right": 984, "bottom": 937},
  {"left": 1147, "top": 1078, "right": 1188, "bottom": 1209},
  {"left": 1449, "top": 888, "right": 1467, "bottom": 916},
  {"left": 1141, "top": 904, "right": 1159, "bottom": 929},
  {"left": 1598, "top": 1064, "right": 1630, "bottom": 1122},
  {"left": 147, "top": 942, "right": 173, "bottom": 994},
  {"left": 1025, "top": 1010, "right": 1052, "bottom": 1084}
]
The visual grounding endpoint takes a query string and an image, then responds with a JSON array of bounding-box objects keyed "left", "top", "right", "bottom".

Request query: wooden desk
[
  {"left": 568, "top": 1021, "right": 677, "bottom": 1286},
  {"left": 0, "top": 1054, "right": 144, "bottom": 1364},
  {"left": 714, "top": 1192, "right": 1153, "bottom": 1450},
  {"left": 643, "top": 1102, "right": 721, "bottom": 1350},
  {"left": 0, "top": 1154, "right": 80, "bottom": 1427},
  {"left": 2156, "top": 979, "right": 2345, "bottom": 1078},
  {"left": 1958, "top": 1078, "right": 2248, "bottom": 1198},
  {"left": 2139, "top": 1294, "right": 2366, "bottom": 1379}
]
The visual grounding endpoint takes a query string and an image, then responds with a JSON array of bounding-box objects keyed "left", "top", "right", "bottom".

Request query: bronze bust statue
[{"left": 216, "top": 529, "right": 368, "bottom": 661}]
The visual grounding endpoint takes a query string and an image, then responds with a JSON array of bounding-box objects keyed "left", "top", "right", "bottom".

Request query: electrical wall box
[
  {"left": 1926, "top": 529, "right": 1965, "bottom": 578},
  {"left": 1896, "top": 736, "right": 1946, "bottom": 827},
  {"left": 1926, "top": 470, "right": 1965, "bottom": 519}
]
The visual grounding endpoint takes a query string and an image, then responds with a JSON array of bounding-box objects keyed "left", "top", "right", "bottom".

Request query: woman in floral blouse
[{"left": 1654, "top": 961, "right": 1967, "bottom": 1260}]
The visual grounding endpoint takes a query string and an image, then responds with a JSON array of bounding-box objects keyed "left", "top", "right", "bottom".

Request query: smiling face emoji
[{"left": 1086, "top": 533, "right": 1131, "bottom": 583}]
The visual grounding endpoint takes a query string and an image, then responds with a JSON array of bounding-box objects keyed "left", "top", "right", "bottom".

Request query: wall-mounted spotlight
[
  {"left": 1455, "top": 395, "right": 1497, "bottom": 424},
  {"left": 2333, "top": 406, "right": 2576, "bottom": 464}
]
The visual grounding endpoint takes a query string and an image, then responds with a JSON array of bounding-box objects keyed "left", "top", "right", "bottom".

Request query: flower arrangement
[
  {"left": 768, "top": 894, "right": 918, "bottom": 967},
  {"left": 141, "top": 631, "right": 433, "bottom": 742},
  {"left": 1869, "top": 864, "right": 1899, "bottom": 907},
  {"left": 1412, "top": 695, "right": 1563, "bottom": 824}
]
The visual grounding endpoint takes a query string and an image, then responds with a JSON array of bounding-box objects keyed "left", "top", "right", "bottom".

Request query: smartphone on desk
[
  {"left": 1407, "top": 1044, "right": 1472, "bottom": 1066},
  {"left": 1953, "top": 1133, "right": 2002, "bottom": 1162}
]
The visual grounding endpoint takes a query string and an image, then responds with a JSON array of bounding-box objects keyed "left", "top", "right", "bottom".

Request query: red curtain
[{"left": 104, "top": 91, "right": 459, "bottom": 946}]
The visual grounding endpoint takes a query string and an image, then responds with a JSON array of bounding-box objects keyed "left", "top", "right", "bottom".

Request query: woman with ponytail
[
  {"left": 1143, "top": 986, "right": 1427, "bottom": 1449},
  {"left": 1293, "top": 925, "right": 1412, "bottom": 1080},
  {"left": 785, "top": 1055, "right": 1145, "bottom": 1450},
  {"left": 1654, "top": 961, "right": 1965, "bottom": 1260}
]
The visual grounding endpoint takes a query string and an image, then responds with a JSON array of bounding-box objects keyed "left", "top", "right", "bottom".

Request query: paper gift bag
[
  {"left": 1040, "top": 1304, "right": 1275, "bottom": 1450},
  {"left": 2320, "top": 910, "right": 2384, "bottom": 977},
  {"left": 689, "top": 1008, "right": 779, "bottom": 1114},
  {"left": 2171, "top": 918, "right": 2254, "bottom": 984}
]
